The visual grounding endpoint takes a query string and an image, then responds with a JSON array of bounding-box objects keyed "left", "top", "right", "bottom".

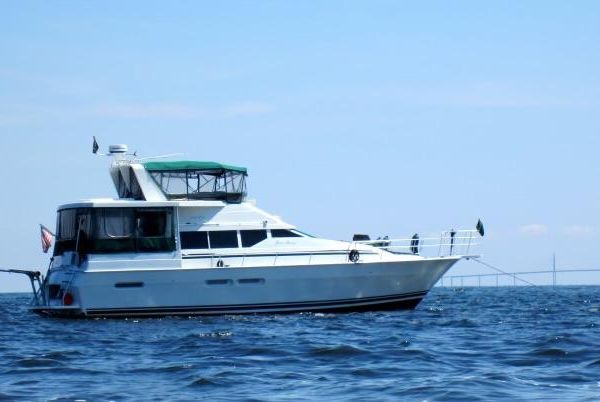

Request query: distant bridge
[{"left": 439, "top": 268, "right": 600, "bottom": 287}]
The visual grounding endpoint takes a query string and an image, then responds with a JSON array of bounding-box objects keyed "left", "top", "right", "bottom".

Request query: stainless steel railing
[
  {"left": 200, "top": 229, "right": 482, "bottom": 268},
  {"left": 353, "top": 229, "right": 481, "bottom": 258}
]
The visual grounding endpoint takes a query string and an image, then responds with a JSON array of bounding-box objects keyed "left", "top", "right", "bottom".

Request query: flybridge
[
  {"left": 144, "top": 160, "right": 247, "bottom": 203},
  {"left": 107, "top": 146, "right": 248, "bottom": 203},
  {"left": 143, "top": 161, "right": 247, "bottom": 174}
]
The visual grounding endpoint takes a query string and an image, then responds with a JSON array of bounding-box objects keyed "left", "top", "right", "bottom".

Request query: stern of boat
[{"left": 30, "top": 253, "right": 87, "bottom": 317}]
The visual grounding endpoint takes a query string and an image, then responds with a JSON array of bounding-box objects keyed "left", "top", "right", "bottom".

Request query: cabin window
[
  {"left": 208, "top": 231, "right": 239, "bottom": 248},
  {"left": 271, "top": 229, "right": 301, "bottom": 238},
  {"left": 117, "top": 167, "right": 145, "bottom": 200},
  {"left": 102, "top": 209, "right": 134, "bottom": 238},
  {"left": 137, "top": 210, "right": 167, "bottom": 237},
  {"left": 57, "top": 209, "right": 78, "bottom": 240},
  {"left": 134, "top": 209, "right": 173, "bottom": 252},
  {"left": 54, "top": 207, "right": 175, "bottom": 256},
  {"left": 293, "top": 229, "right": 315, "bottom": 238},
  {"left": 240, "top": 230, "right": 267, "bottom": 247},
  {"left": 54, "top": 208, "right": 92, "bottom": 256},
  {"left": 180, "top": 231, "right": 209, "bottom": 249}
]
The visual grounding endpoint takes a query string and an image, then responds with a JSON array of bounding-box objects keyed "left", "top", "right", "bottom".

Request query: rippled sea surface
[{"left": 1, "top": 287, "right": 600, "bottom": 401}]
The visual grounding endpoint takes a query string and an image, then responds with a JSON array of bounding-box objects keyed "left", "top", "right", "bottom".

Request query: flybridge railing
[{"left": 353, "top": 229, "right": 482, "bottom": 258}]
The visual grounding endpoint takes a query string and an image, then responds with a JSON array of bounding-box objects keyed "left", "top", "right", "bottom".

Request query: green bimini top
[{"left": 143, "top": 161, "right": 247, "bottom": 174}]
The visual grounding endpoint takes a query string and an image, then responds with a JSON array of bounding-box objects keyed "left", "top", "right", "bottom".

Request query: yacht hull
[{"left": 33, "top": 257, "right": 460, "bottom": 318}]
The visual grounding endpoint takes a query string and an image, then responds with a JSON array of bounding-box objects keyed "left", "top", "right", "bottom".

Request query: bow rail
[{"left": 354, "top": 229, "right": 481, "bottom": 257}]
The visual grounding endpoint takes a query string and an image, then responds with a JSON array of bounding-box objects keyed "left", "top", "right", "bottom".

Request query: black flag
[
  {"left": 476, "top": 219, "right": 485, "bottom": 237},
  {"left": 92, "top": 136, "right": 99, "bottom": 154}
]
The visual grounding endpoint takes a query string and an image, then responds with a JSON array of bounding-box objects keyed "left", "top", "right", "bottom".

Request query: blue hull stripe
[{"left": 35, "top": 291, "right": 428, "bottom": 317}]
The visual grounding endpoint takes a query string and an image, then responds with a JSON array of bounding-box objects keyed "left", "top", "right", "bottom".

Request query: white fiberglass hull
[{"left": 33, "top": 257, "right": 460, "bottom": 317}]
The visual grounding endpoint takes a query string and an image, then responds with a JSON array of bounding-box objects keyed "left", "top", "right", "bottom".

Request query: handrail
[
  {"left": 199, "top": 228, "right": 481, "bottom": 267},
  {"left": 353, "top": 229, "right": 481, "bottom": 258}
]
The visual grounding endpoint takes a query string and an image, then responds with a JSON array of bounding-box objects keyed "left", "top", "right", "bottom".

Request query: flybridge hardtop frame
[
  {"left": 143, "top": 160, "right": 247, "bottom": 174},
  {"left": 112, "top": 159, "right": 249, "bottom": 203}
]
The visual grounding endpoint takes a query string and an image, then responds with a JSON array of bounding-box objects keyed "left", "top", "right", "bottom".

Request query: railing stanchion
[{"left": 466, "top": 232, "right": 473, "bottom": 255}]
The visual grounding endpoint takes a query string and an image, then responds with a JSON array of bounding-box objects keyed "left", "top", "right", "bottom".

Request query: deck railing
[
  {"left": 353, "top": 229, "right": 481, "bottom": 258},
  {"left": 201, "top": 229, "right": 482, "bottom": 268}
]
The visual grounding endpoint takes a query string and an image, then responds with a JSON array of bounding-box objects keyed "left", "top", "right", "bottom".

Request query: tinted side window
[
  {"left": 137, "top": 211, "right": 166, "bottom": 237},
  {"left": 180, "top": 232, "right": 209, "bottom": 249},
  {"left": 240, "top": 230, "right": 267, "bottom": 247},
  {"left": 209, "top": 231, "right": 239, "bottom": 248},
  {"left": 104, "top": 209, "right": 134, "bottom": 238},
  {"left": 58, "top": 209, "right": 77, "bottom": 240},
  {"left": 271, "top": 229, "right": 301, "bottom": 238}
]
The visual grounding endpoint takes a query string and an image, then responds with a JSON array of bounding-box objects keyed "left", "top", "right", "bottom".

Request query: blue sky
[{"left": 1, "top": 1, "right": 600, "bottom": 291}]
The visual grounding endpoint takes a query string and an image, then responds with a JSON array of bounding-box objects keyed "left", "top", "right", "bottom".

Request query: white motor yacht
[{"left": 6, "top": 144, "right": 482, "bottom": 317}]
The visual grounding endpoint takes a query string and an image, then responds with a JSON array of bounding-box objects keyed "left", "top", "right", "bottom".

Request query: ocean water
[{"left": 1, "top": 287, "right": 599, "bottom": 401}]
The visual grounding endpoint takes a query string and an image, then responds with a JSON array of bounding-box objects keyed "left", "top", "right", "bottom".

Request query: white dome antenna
[
  {"left": 91, "top": 137, "right": 182, "bottom": 162},
  {"left": 92, "top": 137, "right": 130, "bottom": 156},
  {"left": 109, "top": 144, "right": 128, "bottom": 154}
]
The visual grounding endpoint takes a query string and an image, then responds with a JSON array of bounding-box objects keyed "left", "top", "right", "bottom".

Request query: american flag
[{"left": 40, "top": 224, "right": 54, "bottom": 253}]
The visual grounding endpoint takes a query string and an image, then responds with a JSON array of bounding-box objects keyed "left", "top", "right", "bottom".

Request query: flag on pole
[
  {"left": 92, "top": 136, "right": 99, "bottom": 154},
  {"left": 476, "top": 219, "right": 485, "bottom": 237},
  {"left": 40, "top": 224, "right": 54, "bottom": 253}
]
